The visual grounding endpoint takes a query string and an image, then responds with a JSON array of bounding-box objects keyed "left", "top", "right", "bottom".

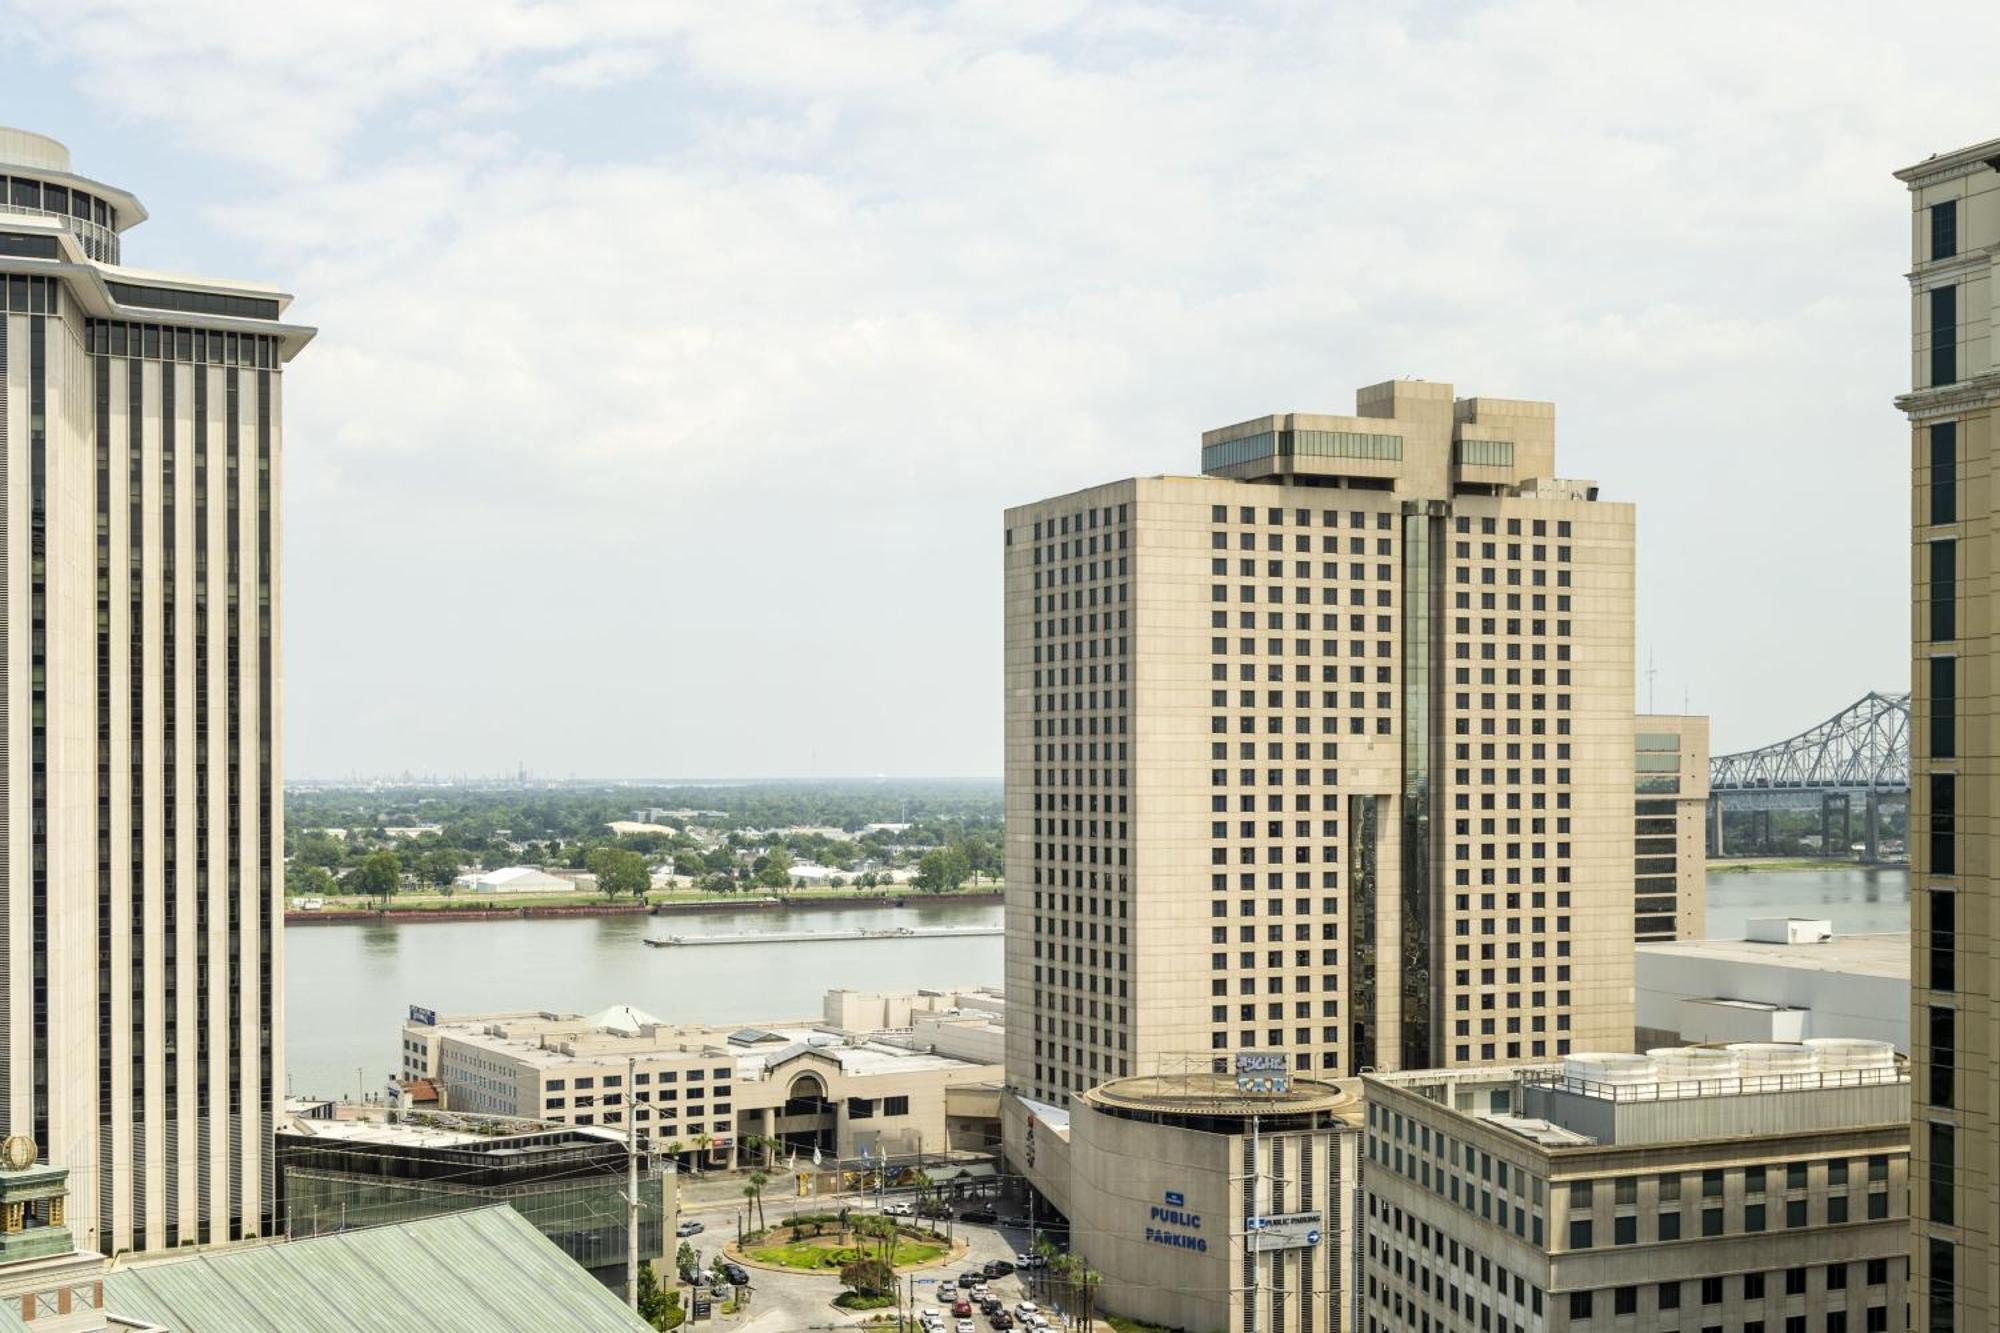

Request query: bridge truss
[{"left": 1708, "top": 691, "right": 1910, "bottom": 861}]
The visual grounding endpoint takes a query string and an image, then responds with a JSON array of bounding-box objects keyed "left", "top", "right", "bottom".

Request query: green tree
[
  {"left": 294, "top": 830, "right": 346, "bottom": 869},
  {"left": 744, "top": 1170, "right": 769, "bottom": 1233},
  {"left": 838, "top": 1255, "right": 896, "bottom": 1298},
  {"left": 675, "top": 1240, "right": 698, "bottom": 1278},
  {"left": 588, "top": 846, "right": 651, "bottom": 901},
  {"left": 415, "top": 847, "right": 462, "bottom": 892},
  {"left": 753, "top": 847, "right": 793, "bottom": 889},
  {"left": 348, "top": 850, "right": 402, "bottom": 903},
  {"left": 672, "top": 849, "right": 708, "bottom": 878},
  {"left": 286, "top": 863, "right": 335, "bottom": 899},
  {"left": 914, "top": 846, "right": 970, "bottom": 894},
  {"left": 639, "top": 1263, "right": 686, "bottom": 1329}
]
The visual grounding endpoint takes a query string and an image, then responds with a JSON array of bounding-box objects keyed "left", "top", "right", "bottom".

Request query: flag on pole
[
  {"left": 788, "top": 1148, "right": 797, "bottom": 1170},
  {"left": 813, "top": 1144, "right": 823, "bottom": 1167}
]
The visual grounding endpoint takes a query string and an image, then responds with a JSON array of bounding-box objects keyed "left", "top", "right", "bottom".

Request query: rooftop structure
[
  {"left": 1637, "top": 927, "right": 1910, "bottom": 1052},
  {"left": 101, "top": 1205, "right": 652, "bottom": 1331}
]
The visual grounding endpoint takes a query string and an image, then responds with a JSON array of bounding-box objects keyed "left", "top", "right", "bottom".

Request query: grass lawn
[
  {"left": 744, "top": 1234, "right": 947, "bottom": 1272},
  {"left": 1705, "top": 857, "right": 1853, "bottom": 874}
]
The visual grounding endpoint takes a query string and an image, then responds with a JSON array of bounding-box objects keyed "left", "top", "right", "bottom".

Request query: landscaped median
[{"left": 725, "top": 1212, "right": 966, "bottom": 1277}]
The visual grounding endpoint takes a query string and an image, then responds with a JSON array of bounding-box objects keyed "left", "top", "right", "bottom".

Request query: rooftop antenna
[{"left": 1645, "top": 651, "right": 1657, "bottom": 714}]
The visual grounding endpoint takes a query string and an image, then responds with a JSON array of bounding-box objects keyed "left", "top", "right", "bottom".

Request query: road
[{"left": 672, "top": 1192, "right": 1086, "bottom": 1333}]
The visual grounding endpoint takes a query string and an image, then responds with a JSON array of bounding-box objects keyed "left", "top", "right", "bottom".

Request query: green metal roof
[
  {"left": 0, "top": 1301, "right": 26, "bottom": 1333},
  {"left": 103, "top": 1205, "right": 652, "bottom": 1331}
]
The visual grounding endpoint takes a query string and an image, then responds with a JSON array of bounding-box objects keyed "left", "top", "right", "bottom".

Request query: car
[
  {"left": 721, "top": 1262, "right": 750, "bottom": 1287},
  {"left": 940, "top": 1289, "right": 960, "bottom": 1305},
  {"left": 990, "top": 1314, "right": 1014, "bottom": 1331},
  {"left": 979, "top": 1298, "right": 1002, "bottom": 1315},
  {"left": 984, "top": 1260, "right": 1016, "bottom": 1278},
  {"left": 953, "top": 1300, "right": 972, "bottom": 1318},
  {"left": 956, "top": 1322, "right": 974, "bottom": 1333},
  {"left": 676, "top": 1219, "right": 705, "bottom": 1237},
  {"left": 1016, "top": 1303, "right": 1039, "bottom": 1317},
  {"left": 1016, "top": 1254, "right": 1035, "bottom": 1268},
  {"left": 957, "top": 1273, "right": 980, "bottom": 1289},
  {"left": 959, "top": 1207, "right": 998, "bottom": 1224},
  {"left": 1000, "top": 1216, "right": 1028, "bottom": 1229},
  {"left": 884, "top": 1200, "right": 914, "bottom": 1216}
]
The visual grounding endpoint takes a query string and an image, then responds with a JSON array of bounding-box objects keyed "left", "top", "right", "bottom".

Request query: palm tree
[
  {"left": 746, "top": 1170, "right": 770, "bottom": 1233},
  {"left": 693, "top": 1130, "right": 712, "bottom": 1173},
  {"left": 666, "top": 1138, "right": 686, "bottom": 1173}
]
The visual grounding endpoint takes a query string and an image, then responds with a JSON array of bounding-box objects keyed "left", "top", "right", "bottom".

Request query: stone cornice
[{"left": 1894, "top": 374, "right": 2000, "bottom": 420}]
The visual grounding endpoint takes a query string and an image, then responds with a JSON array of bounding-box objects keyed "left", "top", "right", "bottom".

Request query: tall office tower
[
  {"left": 1002, "top": 379, "right": 1635, "bottom": 1117},
  {"left": 0, "top": 128, "right": 312, "bottom": 1253},
  {"left": 1898, "top": 137, "right": 1999, "bottom": 1333},
  {"left": 1632, "top": 714, "right": 1708, "bottom": 942}
]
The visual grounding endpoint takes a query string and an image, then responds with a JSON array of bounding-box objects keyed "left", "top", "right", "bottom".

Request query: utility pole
[
  {"left": 627, "top": 1055, "right": 640, "bottom": 1312},
  {"left": 1248, "top": 1114, "right": 1260, "bottom": 1333}
]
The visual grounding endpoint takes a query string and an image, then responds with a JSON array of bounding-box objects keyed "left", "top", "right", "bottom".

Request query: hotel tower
[
  {"left": 0, "top": 128, "right": 311, "bottom": 1253},
  {"left": 1001, "top": 379, "right": 1636, "bottom": 1123},
  {"left": 1898, "top": 136, "right": 1999, "bottom": 1333}
]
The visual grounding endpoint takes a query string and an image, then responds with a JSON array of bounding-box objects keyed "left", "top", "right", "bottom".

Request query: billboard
[
  {"left": 1246, "top": 1210, "right": 1324, "bottom": 1252},
  {"left": 1234, "top": 1052, "right": 1290, "bottom": 1095},
  {"left": 408, "top": 1005, "right": 438, "bottom": 1027}
]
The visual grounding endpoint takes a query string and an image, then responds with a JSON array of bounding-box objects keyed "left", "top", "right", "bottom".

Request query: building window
[
  {"left": 1930, "top": 773, "right": 1956, "bottom": 878},
  {"left": 1930, "top": 656, "right": 1956, "bottom": 759},
  {"left": 884, "top": 1095, "right": 910, "bottom": 1116},
  {"left": 1930, "top": 1004, "right": 1956, "bottom": 1109},
  {"left": 1929, "top": 1236, "right": 1955, "bottom": 1333},
  {"left": 1931, "top": 285, "right": 1957, "bottom": 386},
  {"left": 1930, "top": 888, "right": 1956, "bottom": 991},
  {"left": 1931, "top": 541, "right": 1957, "bottom": 641},
  {"left": 1933, "top": 199, "right": 1958, "bottom": 261},
  {"left": 1568, "top": 1291, "right": 1591, "bottom": 1320},
  {"left": 1931, "top": 422, "right": 1957, "bottom": 524},
  {"left": 1568, "top": 1218, "right": 1591, "bottom": 1249},
  {"left": 1930, "top": 1121, "right": 1955, "bottom": 1226},
  {"left": 1658, "top": 1211, "right": 1680, "bottom": 1241}
]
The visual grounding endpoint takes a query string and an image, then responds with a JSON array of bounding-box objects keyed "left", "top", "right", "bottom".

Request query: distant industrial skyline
[{"left": 6, "top": 2, "right": 1998, "bottom": 776}]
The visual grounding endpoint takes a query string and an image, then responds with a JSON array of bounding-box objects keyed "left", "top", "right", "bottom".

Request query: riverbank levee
[{"left": 285, "top": 887, "right": 1005, "bottom": 924}]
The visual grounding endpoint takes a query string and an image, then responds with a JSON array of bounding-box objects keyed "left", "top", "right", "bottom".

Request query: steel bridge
[{"left": 1707, "top": 691, "right": 1910, "bottom": 862}]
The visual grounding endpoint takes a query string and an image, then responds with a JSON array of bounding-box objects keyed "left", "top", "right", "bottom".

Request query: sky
[{"left": 1, "top": 0, "right": 1989, "bottom": 778}]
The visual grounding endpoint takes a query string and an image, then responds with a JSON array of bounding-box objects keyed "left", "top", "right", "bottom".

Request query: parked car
[
  {"left": 959, "top": 1207, "right": 998, "bottom": 1224},
  {"left": 957, "top": 1273, "right": 980, "bottom": 1289},
  {"left": 1016, "top": 1303, "right": 1039, "bottom": 1317},
  {"left": 953, "top": 1299, "right": 972, "bottom": 1318},
  {"left": 990, "top": 1314, "right": 1014, "bottom": 1331},
  {"left": 940, "top": 1288, "right": 960, "bottom": 1305},
  {"left": 1015, "top": 1254, "right": 1038, "bottom": 1268},
  {"left": 956, "top": 1321, "right": 975, "bottom": 1333},
  {"left": 1000, "top": 1216, "right": 1029, "bottom": 1229},
  {"left": 677, "top": 1219, "right": 705, "bottom": 1237},
  {"left": 984, "top": 1260, "right": 1016, "bottom": 1278},
  {"left": 884, "top": 1200, "right": 914, "bottom": 1216},
  {"left": 979, "top": 1297, "right": 1003, "bottom": 1315},
  {"left": 722, "top": 1262, "right": 750, "bottom": 1286}
]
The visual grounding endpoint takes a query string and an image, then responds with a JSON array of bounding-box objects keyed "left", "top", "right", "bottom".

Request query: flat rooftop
[{"left": 1639, "top": 931, "right": 1909, "bottom": 979}]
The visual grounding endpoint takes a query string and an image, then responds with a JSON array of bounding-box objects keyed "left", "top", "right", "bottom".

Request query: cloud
[{"left": 9, "top": 0, "right": 1997, "bottom": 773}]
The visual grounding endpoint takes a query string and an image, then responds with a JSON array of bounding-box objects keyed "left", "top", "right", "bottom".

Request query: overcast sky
[{"left": 3, "top": 1, "right": 1989, "bottom": 777}]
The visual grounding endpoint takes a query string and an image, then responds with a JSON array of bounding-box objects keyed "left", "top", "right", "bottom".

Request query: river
[
  {"left": 282, "top": 865, "right": 1910, "bottom": 1099},
  {"left": 283, "top": 900, "right": 1005, "bottom": 1101}
]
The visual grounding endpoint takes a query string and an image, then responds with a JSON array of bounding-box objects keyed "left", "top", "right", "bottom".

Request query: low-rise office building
[
  {"left": 1361, "top": 1042, "right": 1910, "bottom": 1333},
  {"left": 1637, "top": 921, "right": 1910, "bottom": 1051},
  {"left": 1009, "top": 1070, "right": 1364, "bottom": 1333},
  {"left": 274, "top": 1119, "right": 673, "bottom": 1292},
  {"left": 401, "top": 995, "right": 1003, "bottom": 1168}
]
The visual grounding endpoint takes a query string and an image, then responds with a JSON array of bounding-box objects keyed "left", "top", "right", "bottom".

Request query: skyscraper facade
[
  {"left": 1001, "top": 380, "right": 1635, "bottom": 1117},
  {"left": 1898, "top": 135, "right": 1999, "bottom": 1333},
  {"left": 0, "top": 127, "right": 312, "bottom": 1253}
]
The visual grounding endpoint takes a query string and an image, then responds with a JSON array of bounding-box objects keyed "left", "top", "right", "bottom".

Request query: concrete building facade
[
  {"left": 1002, "top": 379, "right": 1637, "bottom": 1122},
  {"left": 1633, "top": 715, "right": 1708, "bottom": 941},
  {"left": 0, "top": 128, "right": 311, "bottom": 1254},
  {"left": 400, "top": 998, "right": 1002, "bottom": 1168},
  {"left": 1896, "top": 135, "right": 2000, "bottom": 1333},
  {"left": 1362, "top": 1046, "right": 1910, "bottom": 1333},
  {"left": 1053, "top": 1073, "right": 1363, "bottom": 1333}
]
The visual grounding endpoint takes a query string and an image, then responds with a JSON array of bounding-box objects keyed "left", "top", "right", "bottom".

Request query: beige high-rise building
[
  {"left": 1001, "top": 380, "right": 1636, "bottom": 1127},
  {"left": 1633, "top": 714, "right": 1708, "bottom": 942},
  {"left": 1897, "top": 135, "right": 2000, "bottom": 1333},
  {"left": 0, "top": 128, "right": 312, "bottom": 1252}
]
